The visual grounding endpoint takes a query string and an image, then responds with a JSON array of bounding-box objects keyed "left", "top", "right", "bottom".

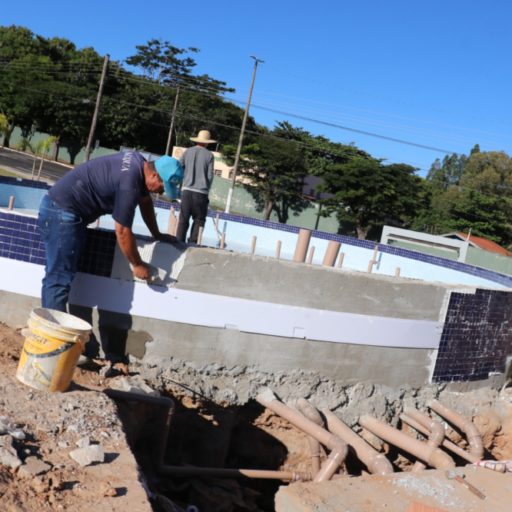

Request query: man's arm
[
  {"left": 139, "top": 195, "right": 160, "bottom": 238},
  {"left": 114, "top": 221, "right": 151, "bottom": 280},
  {"left": 139, "top": 195, "right": 177, "bottom": 243},
  {"left": 207, "top": 153, "right": 214, "bottom": 188}
]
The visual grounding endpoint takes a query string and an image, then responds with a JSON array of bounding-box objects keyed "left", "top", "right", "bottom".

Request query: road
[{"left": 0, "top": 148, "right": 72, "bottom": 183}]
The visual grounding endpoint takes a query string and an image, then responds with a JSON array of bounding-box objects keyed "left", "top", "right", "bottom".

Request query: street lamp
[{"left": 225, "top": 55, "right": 264, "bottom": 213}]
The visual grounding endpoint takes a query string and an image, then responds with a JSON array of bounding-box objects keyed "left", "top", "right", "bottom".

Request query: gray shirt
[{"left": 179, "top": 145, "right": 214, "bottom": 195}]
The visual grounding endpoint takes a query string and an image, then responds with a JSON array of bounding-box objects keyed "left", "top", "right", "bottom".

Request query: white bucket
[{"left": 16, "top": 308, "right": 92, "bottom": 392}]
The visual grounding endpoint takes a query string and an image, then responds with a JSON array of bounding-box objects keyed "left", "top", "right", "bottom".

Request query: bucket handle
[{"left": 74, "top": 334, "right": 89, "bottom": 351}]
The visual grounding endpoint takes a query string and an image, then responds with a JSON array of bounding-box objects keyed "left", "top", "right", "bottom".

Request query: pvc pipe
[
  {"left": 220, "top": 232, "right": 226, "bottom": 249},
  {"left": 158, "top": 465, "right": 310, "bottom": 482},
  {"left": 337, "top": 252, "right": 345, "bottom": 268},
  {"left": 8, "top": 195, "right": 15, "bottom": 210},
  {"left": 256, "top": 389, "right": 347, "bottom": 482},
  {"left": 359, "top": 415, "right": 455, "bottom": 469},
  {"left": 399, "top": 411, "right": 478, "bottom": 463},
  {"left": 293, "top": 229, "right": 311, "bottom": 263},
  {"left": 322, "top": 241, "right": 341, "bottom": 267},
  {"left": 105, "top": 389, "right": 309, "bottom": 482},
  {"left": 306, "top": 246, "right": 315, "bottom": 264},
  {"left": 429, "top": 400, "right": 484, "bottom": 460},
  {"left": 250, "top": 235, "right": 257, "bottom": 254},
  {"left": 294, "top": 398, "right": 325, "bottom": 476},
  {"left": 323, "top": 410, "right": 394, "bottom": 475},
  {"left": 402, "top": 407, "right": 449, "bottom": 471},
  {"left": 197, "top": 227, "right": 204, "bottom": 245}
]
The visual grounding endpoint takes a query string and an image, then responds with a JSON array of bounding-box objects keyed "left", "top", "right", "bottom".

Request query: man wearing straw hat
[{"left": 177, "top": 129, "right": 216, "bottom": 244}]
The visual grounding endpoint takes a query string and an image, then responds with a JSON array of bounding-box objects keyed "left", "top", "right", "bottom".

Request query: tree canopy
[{"left": 1, "top": 25, "right": 512, "bottom": 246}]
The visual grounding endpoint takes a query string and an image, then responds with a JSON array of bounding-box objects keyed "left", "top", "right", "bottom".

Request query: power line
[
  {"left": 244, "top": 103, "right": 456, "bottom": 155},
  {"left": 4, "top": 64, "right": 509, "bottom": 174},
  {"left": 0, "top": 61, "right": 499, "bottom": 156}
]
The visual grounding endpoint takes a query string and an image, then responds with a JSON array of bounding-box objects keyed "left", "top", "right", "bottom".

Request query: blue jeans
[{"left": 37, "top": 194, "right": 88, "bottom": 312}]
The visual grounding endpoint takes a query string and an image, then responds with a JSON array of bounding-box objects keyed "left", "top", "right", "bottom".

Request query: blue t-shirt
[{"left": 49, "top": 152, "right": 148, "bottom": 227}]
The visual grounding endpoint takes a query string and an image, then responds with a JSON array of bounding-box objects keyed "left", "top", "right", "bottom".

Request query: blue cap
[{"left": 154, "top": 156, "right": 183, "bottom": 200}]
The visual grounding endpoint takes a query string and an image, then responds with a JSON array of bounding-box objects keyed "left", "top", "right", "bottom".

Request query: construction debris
[{"left": 2, "top": 320, "right": 512, "bottom": 511}]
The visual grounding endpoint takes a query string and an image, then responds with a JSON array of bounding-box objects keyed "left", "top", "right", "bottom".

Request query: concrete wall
[
  {"left": 3, "top": 180, "right": 512, "bottom": 394},
  {"left": 173, "top": 249, "right": 448, "bottom": 321}
]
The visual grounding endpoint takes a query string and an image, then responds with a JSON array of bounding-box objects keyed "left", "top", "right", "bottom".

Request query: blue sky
[{"left": 3, "top": 0, "right": 512, "bottom": 176}]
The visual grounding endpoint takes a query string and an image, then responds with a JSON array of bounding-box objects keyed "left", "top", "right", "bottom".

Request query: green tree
[
  {"left": 34, "top": 135, "right": 58, "bottom": 179},
  {"left": 318, "top": 156, "right": 422, "bottom": 239},
  {"left": 0, "top": 113, "right": 9, "bottom": 147},
  {"left": 224, "top": 128, "right": 309, "bottom": 222},
  {"left": 426, "top": 152, "right": 467, "bottom": 191},
  {"left": 421, "top": 149, "right": 512, "bottom": 246}
]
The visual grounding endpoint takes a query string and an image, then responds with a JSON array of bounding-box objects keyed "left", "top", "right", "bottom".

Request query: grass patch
[{"left": 0, "top": 168, "right": 18, "bottom": 177}]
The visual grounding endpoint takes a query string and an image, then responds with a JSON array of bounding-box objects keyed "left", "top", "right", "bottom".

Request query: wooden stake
[
  {"left": 275, "top": 240, "right": 282, "bottom": 259},
  {"left": 368, "top": 245, "right": 379, "bottom": 273},
  {"left": 197, "top": 226, "right": 204, "bottom": 245},
  {"left": 220, "top": 232, "right": 226, "bottom": 249},
  {"left": 167, "top": 207, "right": 176, "bottom": 236},
  {"left": 8, "top": 196, "right": 15, "bottom": 210}
]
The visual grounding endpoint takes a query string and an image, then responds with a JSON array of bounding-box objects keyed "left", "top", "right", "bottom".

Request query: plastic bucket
[{"left": 16, "top": 308, "right": 92, "bottom": 392}]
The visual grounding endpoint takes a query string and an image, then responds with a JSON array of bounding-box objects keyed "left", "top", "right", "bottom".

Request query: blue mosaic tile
[
  {"left": 78, "top": 229, "right": 116, "bottom": 277},
  {"left": 6, "top": 178, "right": 512, "bottom": 287},
  {"left": 0, "top": 175, "right": 51, "bottom": 189},
  {"left": 0, "top": 211, "right": 115, "bottom": 276},
  {"left": 433, "top": 289, "right": 512, "bottom": 383}
]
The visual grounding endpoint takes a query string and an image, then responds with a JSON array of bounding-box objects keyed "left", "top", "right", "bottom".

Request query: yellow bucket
[{"left": 16, "top": 308, "right": 92, "bottom": 392}]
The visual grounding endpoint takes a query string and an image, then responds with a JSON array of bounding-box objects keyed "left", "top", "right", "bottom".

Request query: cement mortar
[
  {"left": 175, "top": 248, "right": 451, "bottom": 320},
  {"left": 133, "top": 354, "right": 500, "bottom": 429}
]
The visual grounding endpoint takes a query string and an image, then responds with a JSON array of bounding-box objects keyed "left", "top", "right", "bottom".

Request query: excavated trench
[{"left": 107, "top": 377, "right": 512, "bottom": 512}]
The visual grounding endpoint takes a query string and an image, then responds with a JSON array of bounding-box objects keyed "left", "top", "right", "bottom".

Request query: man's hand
[{"left": 132, "top": 262, "right": 152, "bottom": 281}]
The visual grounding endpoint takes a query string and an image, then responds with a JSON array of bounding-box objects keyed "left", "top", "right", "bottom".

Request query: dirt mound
[{"left": 0, "top": 323, "right": 151, "bottom": 512}]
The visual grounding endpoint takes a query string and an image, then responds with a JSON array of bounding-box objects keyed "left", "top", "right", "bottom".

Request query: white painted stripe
[{"left": 1, "top": 257, "right": 441, "bottom": 349}]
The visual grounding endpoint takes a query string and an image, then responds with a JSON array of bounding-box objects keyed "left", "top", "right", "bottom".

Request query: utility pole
[
  {"left": 165, "top": 86, "right": 180, "bottom": 155},
  {"left": 84, "top": 54, "right": 109, "bottom": 162},
  {"left": 225, "top": 56, "right": 264, "bottom": 213}
]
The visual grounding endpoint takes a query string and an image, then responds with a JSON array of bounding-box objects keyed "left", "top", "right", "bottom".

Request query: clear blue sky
[{"left": 3, "top": 0, "right": 512, "bottom": 176}]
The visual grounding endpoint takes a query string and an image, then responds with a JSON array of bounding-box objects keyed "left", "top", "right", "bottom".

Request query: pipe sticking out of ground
[
  {"left": 429, "top": 400, "right": 484, "bottom": 460},
  {"left": 323, "top": 409, "right": 394, "bottom": 475},
  {"left": 359, "top": 415, "right": 455, "bottom": 469},
  {"left": 256, "top": 388, "right": 348, "bottom": 482}
]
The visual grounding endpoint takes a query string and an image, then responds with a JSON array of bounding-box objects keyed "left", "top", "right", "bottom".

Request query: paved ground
[{"left": 0, "top": 147, "right": 70, "bottom": 182}]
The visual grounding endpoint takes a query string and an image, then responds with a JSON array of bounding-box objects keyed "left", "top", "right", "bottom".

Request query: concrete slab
[{"left": 275, "top": 466, "right": 512, "bottom": 512}]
